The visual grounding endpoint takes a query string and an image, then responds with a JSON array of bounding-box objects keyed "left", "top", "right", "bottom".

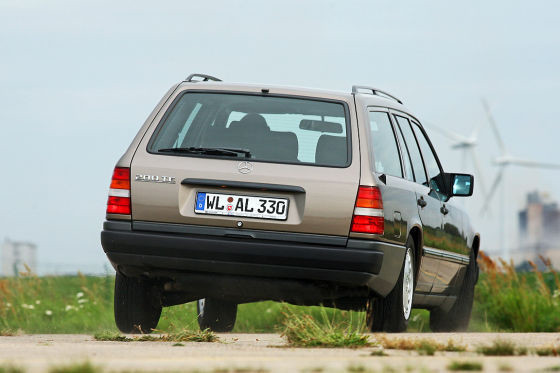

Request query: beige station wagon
[{"left": 101, "top": 74, "right": 480, "bottom": 333}]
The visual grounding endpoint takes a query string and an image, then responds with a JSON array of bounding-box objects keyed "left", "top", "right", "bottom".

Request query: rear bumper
[{"left": 101, "top": 220, "right": 405, "bottom": 297}]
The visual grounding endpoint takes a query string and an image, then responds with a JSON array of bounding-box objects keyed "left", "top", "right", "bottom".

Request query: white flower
[
  {"left": 45, "top": 310, "right": 53, "bottom": 316},
  {"left": 35, "top": 300, "right": 41, "bottom": 305},
  {"left": 76, "top": 292, "right": 84, "bottom": 298},
  {"left": 78, "top": 299, "right": 88, "bottom": 304},
  {"left": 65, "top": 305, "right": 75, "bottom": 311},
  {"left": 5, "top": 303, "right": 11, "bottom": 308},
  {"left": 553, "top": 289, "right": 560, "bottom": 299},
  {"left": 22, "top": 304, "right": 35, "bottom": 310}
]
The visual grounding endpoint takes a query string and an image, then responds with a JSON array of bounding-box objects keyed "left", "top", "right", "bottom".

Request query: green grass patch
[
  {"left": 376, "top": 335, "right": 466, "bottom": 355},
  {"left": 280, "top": 306, "right": 371, "bottom": 348},
  {"left": 535, "top": 345, "right": 560, "bottom": 356},
  {"left": 447, "top": 361, "right": 483, "bottom": 371},
  {"left": 476, "top": 338, "right": 526, "bottom": 356},
  {"left": 93, "top": 329, "right": 218, "bottom": 343},
  {"left": 0, "top": 366, "right": 25, "bottom": 373},
  {"left": 48, "top": 361, "right": 100, "bottom": 373}
]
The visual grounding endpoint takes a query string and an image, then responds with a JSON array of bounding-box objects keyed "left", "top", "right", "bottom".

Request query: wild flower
[
  {"left": 5, "top": 302, "right": 11, "bottom": 308},
  {"left": 22, "top": 304, "right": 35, "bottom": 310},
  {"left": 78, "top": 299, "right": 88, "bottom": 304},
  {"left": 76, "top": 292, "right": 84, "bottom": 298},
  {"left": 45, "top": 310, "right": 53, "bottom": 316},
  {"left": 65, "top": 305, "right": 76, "bottom": 311},
  {"left": 35, "top": 300, "right": 41, "bottom": 305}
]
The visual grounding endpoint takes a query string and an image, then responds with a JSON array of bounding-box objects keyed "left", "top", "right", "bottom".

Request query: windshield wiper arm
[{"left": 157, "top": 147, "right": 252, "bottom": 158}]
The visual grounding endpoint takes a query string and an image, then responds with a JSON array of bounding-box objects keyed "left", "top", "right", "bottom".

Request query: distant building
[
  {"left": 1, "top": 239, "right": 37, "bottom": 276},
  {"left": 516, "top": 191, "right": 560, "bottom": 268}
]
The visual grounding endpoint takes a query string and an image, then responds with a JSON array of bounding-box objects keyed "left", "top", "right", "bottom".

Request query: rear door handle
[
  {"left": 440, "top": 205, "right": 449, "bottom": 215},
  {"left": 417, "top": 197, "right": 427, "bottom": 208}
]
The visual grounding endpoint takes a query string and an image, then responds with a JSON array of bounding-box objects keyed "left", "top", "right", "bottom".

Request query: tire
[
  {"left": 197, "top": 298, "right": 238, "bottom": 332},
  {"left": 429, "top": 249, "right": 478, "bottom": 332},
  {"left": 366, "top": 238, "right": 415, "bottom": 333},
  {"left": 114, "top": 273, "right": 162, "bottom": 334}
]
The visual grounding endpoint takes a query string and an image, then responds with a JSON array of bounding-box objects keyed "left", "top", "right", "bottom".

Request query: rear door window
[
  {"left": 148, "top": 92, "right": 350, "bottom": 167},
  {"left": 368, "top": 111, "right": 403, "bottom": 178},
  {"left": 412, "top": 122, "right": 449, "bottom": 200},
  {"left": 394, "top": 116, "right": 428, "bottom": 186}
]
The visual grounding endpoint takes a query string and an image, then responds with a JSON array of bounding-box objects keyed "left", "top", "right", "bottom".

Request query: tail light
[
  {"left": 107, "top": 167, "right": 131, "bottom": 215},
  {"left": 351, "top": 186, "right": 384, "bottom": 234}
]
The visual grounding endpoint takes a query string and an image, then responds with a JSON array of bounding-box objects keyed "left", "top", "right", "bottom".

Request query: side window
[
  {"left": 368, "top": 111, "right": 403, "bottom": 178},
  {"left": 395, "top": 116, "right": 427, "bottom": 186},
  {"left": 393, "top": 117, "right": 415, "bottom": 182},
  {"left": 412, "top": 122, "right": 448, "bottom": 200}
]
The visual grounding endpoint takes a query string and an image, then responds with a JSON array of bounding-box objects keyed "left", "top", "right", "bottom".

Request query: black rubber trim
[
  {"left": 107, "top": 252, "right": 374, "bottom": 286},
  {"left": 103, "top": 220, "right": 132, "bottom": 231},
  {"left": 181, "top": 178, "right": 305, "bottom": 193},
  {"left": 131, "top": 221, "right": 347, "bottom": 247}
]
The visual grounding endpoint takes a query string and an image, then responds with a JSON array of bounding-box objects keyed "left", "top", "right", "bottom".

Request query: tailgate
[{"left": 129, "top": 89, "right": 361, "bottom": 237}]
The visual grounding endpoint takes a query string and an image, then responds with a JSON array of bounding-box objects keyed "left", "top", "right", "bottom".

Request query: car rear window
[{"left": 148, "top": 92, "right": 350, "bottom": 167}]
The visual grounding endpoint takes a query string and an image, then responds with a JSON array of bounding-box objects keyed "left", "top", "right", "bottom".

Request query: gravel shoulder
[{"left": 1, "top": 333, "right": 560, "bottom": 372}]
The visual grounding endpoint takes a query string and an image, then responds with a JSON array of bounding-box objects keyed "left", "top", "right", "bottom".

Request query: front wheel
[
  {"left": 114, "top": 273, "right": 162, "bottom": 334},
  {"left": 366, "top": 238, "right": 415, "bottom": 332},
  {"left": 429, "top": 249, "right": 478, "bottom": 332},
  {"left": 197, "top": 298, "right": 237, "bottom": 332}
]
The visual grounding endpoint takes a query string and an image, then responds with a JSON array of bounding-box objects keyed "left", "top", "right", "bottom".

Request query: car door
[
  {"left": 392, "top": 114, "right": 443, "bottom": 294},
  {"left": 411, "top": 121, "right": 465, "bottom": 294}
]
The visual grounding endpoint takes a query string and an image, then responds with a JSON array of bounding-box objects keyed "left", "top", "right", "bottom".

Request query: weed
[
  {"left": 0, "top": 365, "right": 25, "bottom": 373},
  {"left": 172, "top": 342, "right": 184, "bottom": 346},
  {"left": 473, "top": 253, "right": 560, "bottom": 332},
  {"left": 542, "top": 367, "right": 560, "bottom": 373},
  {"left": 498, "top": 363, "right": 513, "bottom": 372},
  {"left": 370, "top": 348, "right": 387, "bottom": 356},
  {"left": 93, "top": 331, "right": 132, "bottom": 342},
  {"left": 346, "top": 366, "right": 373, "bottom": 373},
  {"left": 94, "top": 329, "right": 218, "bottom": 343},
  {"left": 476, "top": 338, "right": 526, "bottom": 356},
  {"left": 447, "top": 361, "right": 483, "bottom": 371},
  {"left": 281, "top": 306, "right": 371, "bottom": 348},
  {"left": 376, "top": 335, "right": 465, "bottom": 355},
  {"left": 48, "top": 361, "right": 100, "bottom": 373},
  {"left": 535, "top": 345, "right": 560, "bottom": 356}
]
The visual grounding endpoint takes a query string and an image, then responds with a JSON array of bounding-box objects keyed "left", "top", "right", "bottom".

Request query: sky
[{"left": 1, "top": 0, "right": 559, "bottom": 274}]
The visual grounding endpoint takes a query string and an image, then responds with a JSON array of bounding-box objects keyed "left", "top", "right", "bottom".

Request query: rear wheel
[
  {"left": 197, "top": 298, "right": 238, "bottom": 332},
  {"left": 429, "top": 249, "right": 478, "bottom": 332},
  {"left": 114, "top": 273, "right": 162, "bottom": 334},
  {"left": 366, "top": 238, "right": 415, "bottom": 332}
]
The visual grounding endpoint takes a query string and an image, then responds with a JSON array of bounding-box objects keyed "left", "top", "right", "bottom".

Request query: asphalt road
[{"left": 1, "top": 333, "right": 559, "bottom": 372}]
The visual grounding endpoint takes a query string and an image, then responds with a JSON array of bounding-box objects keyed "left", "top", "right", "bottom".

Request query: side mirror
[{"left": 446, "top": 173, "right": 474, "bottom": 197}]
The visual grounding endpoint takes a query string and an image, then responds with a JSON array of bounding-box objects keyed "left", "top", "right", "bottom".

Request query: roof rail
[
  {"left": 351, "top": 85, "right": 403, "bottom": 104},
  {"left": 185, "top": 73, "right": 222, "bottom": 83}
]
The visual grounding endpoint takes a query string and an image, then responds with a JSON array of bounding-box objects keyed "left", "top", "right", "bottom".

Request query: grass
[
  {"left": 280, "top": 306, "right": 371, "bottom": 348},
  {"left": 476, "top": 338, "right": 526, "bottom": 356},
  {"left": 93, "top": 328, "right": 218, "bottom": 343},
  {"left": 0, "top": 366, "right": 25, "bottom": 373},
  {"left": 48, "top": 361, "right": 100, "bottom": 373},
  {"left": 535, "top": 345, "right": 560, "bottom": 356},
  {"left": 447, "top": 361, "right": 483, "bottom": 371},
  {"left": 473, "top": 253, "right": 560, "bottom": 332},
  {"left": 376, "top": 335, "right": 466, "bottom": 355},
  {"left": 0, "top": 252, "right": 559, "bottom": 334}
]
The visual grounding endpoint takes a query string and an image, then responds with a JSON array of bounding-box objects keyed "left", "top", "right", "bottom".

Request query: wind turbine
[
  {"left": 425, "top": 122, "right": 488, "bottom": 200},
  {"left": 481, "top": 99, "right": 560, "bottom": 257}
]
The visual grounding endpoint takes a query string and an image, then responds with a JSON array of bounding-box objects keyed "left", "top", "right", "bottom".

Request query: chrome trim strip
[
  {"left": 353, "top": 207, "right": 384, "bottom": 217},
  {"left": 423, "top": 247, "right": 470, "bottom": 265}
]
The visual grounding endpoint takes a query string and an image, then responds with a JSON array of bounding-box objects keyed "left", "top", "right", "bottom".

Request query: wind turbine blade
[
  {"left": 481, "top": 168, "right": 503, "bottom": 214},
  {"left": 481, "top": 98, "right": 506, "bottom": 155},
  {"left": 423, "top": 122, "right": 467, "bottom": 143},
  {"left": 509, "top": 158, "right": 560, "bottom": 169},
  {"left": 469, "top": 148, "right": 487, "bottom": 197}
]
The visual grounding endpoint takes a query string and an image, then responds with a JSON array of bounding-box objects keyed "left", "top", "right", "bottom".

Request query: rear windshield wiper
[{"left": 157, "top": 147, "right": 252, "bottom": 158}]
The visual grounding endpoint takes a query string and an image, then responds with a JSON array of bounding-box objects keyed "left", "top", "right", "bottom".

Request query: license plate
[{"left": 195, "top": 192, "right": 289, "bottom": 220}]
